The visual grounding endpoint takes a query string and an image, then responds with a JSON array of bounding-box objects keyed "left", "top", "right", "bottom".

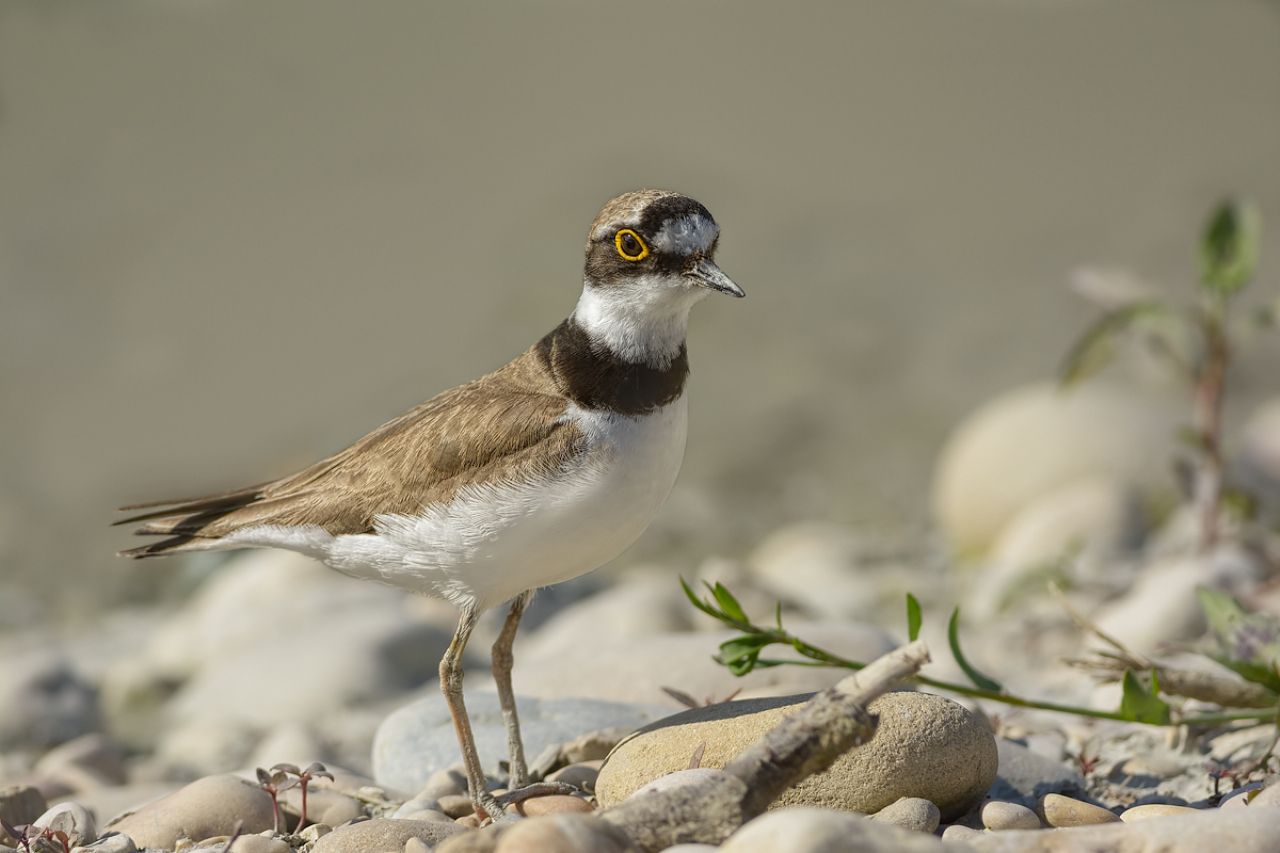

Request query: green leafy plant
[
  {"left": 1061, "top": 198, "right": 1269, "bottom": 550},
  {"left": 682, "top": 579, "right": 1280, "bottom": 730}
]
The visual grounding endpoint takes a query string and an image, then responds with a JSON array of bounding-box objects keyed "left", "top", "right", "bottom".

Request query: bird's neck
[
  {"left": 572, "top": 279, "right": 703, "bottom": 369},
  {"left": 532, "top": 282, "right": 693, "bottom": 415}
]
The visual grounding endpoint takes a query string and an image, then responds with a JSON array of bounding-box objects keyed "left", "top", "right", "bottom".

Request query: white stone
[
  {"left": 720, "top": 807, "right": 954, "bottom": 852},
  {"left": 34, "top": 801, "right": 97, "bottom": 846},
  {"left": 1093, "top": 545, "right": 1263, "bottom": 654},
  {"left": 931, "top": 381, "right": 1177, "bottom": 554},
  {"left": 973, "top": 477, "right": 1138, "bottom": 616}
]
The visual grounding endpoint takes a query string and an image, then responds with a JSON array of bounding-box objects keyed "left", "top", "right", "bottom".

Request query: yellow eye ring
[{"left": 614, "top": 228, "right": 649, "bottom": 261}]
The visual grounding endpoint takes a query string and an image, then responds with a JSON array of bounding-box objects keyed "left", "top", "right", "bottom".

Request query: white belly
[{"left": 318, "top": 397, "right": 688, "bottom": 609}]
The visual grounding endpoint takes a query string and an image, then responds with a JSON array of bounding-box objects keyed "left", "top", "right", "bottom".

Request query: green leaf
[
  {"left": 1210, "top": 655, "right": 1280, "bottom": 696},
  {"left": 717, "top": 634, "right": 772, "bottom": 676},
  {"left": 709, "top": 582, "right": 749, "bottom": 624},
  {"left": 680, "top": 577, "right": 722, "bottom": 620},
  {"left": 1201, "top": 199, "right": 1261, "bottom": 297},
  {"left": 906, "top": 593, "right": 923, "bottom": 642},
  {"left": 947, "top": 608, "right": 1003, "bottom": 692},
  {"left": 1197, "top": 586, "right": 1249, "bottom": 644},
  {"left": 1059, "top": 302, "right": 1164, "bottom": 387},
  {"left": 1119, "top": 670, "right": 1172, "bottom": 724}
]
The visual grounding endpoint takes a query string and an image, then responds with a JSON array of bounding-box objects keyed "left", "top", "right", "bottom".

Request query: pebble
[
  {"left": 965, "top": 804, "right": 1280, "bottom": 852},
  {"left": 106, "top": 774, "right": 276, "bottom": 850},
  {"left": 869, "top": 797, "right": 940, "bottom": 833},
  {"left": 1119, "top": 803, "right": 1199, "bottom": 822},
  {"left": 404, "top": 839, "right": 432, "bottom": 853},
  {"left": 514, "top": 795, "right": 593, "bottom": 817},
  {"left": 311, "top": 818, "right": 464, "bottom": 853},
  {"left": 418, "top": 767, "right": 469, "bottom": 800},
  {"left": 493, "top": 814, "right": 634, "bottom": 853},
  {"left": 437, "top": 794, "right": 475, "bottom": 818},
  {"left": 1040, "top": 793, "right": 1120, "bottom": 827},
  {"left": 71, "top": 833, "right": 137, "bottom": 853},
  {"left": 34, "top": 801, "right": 98, "bottom": 846},
  {"left": 597, "top": 691, "right": 996, "bottom": 819},
  {"left": 941, "top": 824, "right": 983, "bottom": 841},
  {"left": 720, "top": 807, "right": 954, "bottom": 852},
  {"left": 393, "top": 797, "right": 442, "bottom": 818},
  {"left": 0, "top": 785, "right": 48, "bottom": 843},
  {"left": 980, "top": 800, "right": 1041, "bottom": 830},
  {"left": 547, "top": 761, "right": 601, "bottom": 791},
  {"left": 280, "top": 786, "right": 364, "bottom": 828},
  {"left": 373, "top": 694, "right": 669, "bottom": 793},
  {"left": 298, "top": 823, "right": 332, "bottom": 843},
  {"left": 197, "top": 835, "right": 290, "bottom": 853}
]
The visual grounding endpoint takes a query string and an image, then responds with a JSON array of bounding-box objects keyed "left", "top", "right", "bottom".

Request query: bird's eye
[{"left": 614, "top": 229, "right": 649, "bottom": 261}]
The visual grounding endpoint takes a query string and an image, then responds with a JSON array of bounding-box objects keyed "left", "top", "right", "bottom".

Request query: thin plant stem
[
  {"left": 735, "top": 621, "right": 1276, "bottom": 728},
  {"left": 1193, "top": 301, "right": 1230, "bottom": 552}
]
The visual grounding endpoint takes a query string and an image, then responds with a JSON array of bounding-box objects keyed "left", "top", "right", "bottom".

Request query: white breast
[{"left": 317, "top": 396, "right": 689, "bottom": 609}]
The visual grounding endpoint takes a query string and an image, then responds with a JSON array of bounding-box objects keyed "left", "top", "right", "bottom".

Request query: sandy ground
[{"left": 2, "top": 0, "right": 1279, "bottom": 620}]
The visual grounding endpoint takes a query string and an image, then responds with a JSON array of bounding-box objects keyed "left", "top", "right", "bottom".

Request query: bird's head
[{"left": 575, "top": 190, "right": 743, "bottom": 365}]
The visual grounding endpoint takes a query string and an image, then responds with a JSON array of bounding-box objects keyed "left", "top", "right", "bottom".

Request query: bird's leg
[
  {"left": 491, "top": 590, "right": 533, "bottom": 788},
  {"left": 484, "top": 591, "right": 578, "bottom": 814},
  {"left": 440, "top": 604, "right": 504, "bottom": 820}
]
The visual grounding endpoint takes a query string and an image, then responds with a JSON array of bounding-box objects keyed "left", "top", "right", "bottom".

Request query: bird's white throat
[{"left": 573, "top": 277, "right": 705, "bottom": 368}]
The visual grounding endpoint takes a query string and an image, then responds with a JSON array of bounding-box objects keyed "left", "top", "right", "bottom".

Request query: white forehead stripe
[{"left": 650, "top": 215, "right": 718, "bottom": 255}]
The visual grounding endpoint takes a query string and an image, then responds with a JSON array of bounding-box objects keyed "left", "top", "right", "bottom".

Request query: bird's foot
[{"left": 475, "top": 781, "right": 581, "bottom": 822}]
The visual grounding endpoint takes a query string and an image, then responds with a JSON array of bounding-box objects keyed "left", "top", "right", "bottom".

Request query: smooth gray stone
[{"left": 372, "top": 693, "right": 669, "bottom": 793}]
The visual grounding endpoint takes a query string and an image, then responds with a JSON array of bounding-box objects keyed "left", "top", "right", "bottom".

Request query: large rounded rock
[
  {"left": 373, "top": 694, "right": 671, "bottom": 793},
  {"left": 932, "top": 382, "right": 1177, "bottom": 555},
  {"left": 719, "top": 807, "right": 954, "bottom": 853},
  {"left": 595, "top": 691, "right": 996, "bottom": 819},
  {"left": 310, "top": 818, "right": 463, "bottom": 853},
  {"left": 106, "top": 775, "right": 275, "bottom": 849}
]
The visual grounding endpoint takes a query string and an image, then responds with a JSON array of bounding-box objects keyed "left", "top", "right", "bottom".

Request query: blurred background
[{"left": 3, "top": 0, "right": 1280, "bottom": 626}]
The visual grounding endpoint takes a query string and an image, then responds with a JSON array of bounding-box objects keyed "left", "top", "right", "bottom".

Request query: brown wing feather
[{"left": 118, "top": 348, "right": 581, "bottom": 558}]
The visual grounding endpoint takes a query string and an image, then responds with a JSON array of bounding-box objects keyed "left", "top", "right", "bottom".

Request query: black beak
[{"left": 684, "top": 257, "right": 745, "bottom": 298}]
